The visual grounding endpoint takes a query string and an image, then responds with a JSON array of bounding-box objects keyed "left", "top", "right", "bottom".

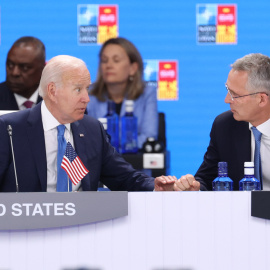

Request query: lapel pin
[{"left": 79, "top": 134, "right": 84, "bottom": 137}]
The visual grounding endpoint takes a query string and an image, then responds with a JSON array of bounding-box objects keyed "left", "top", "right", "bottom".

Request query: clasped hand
[{"left": 154, "top": 174, "right": 200, "bottom": 191}]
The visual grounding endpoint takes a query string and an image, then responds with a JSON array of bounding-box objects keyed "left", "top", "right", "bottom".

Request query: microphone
[{"left": 7, "top": 125, "right": 19, "bottom": 192}]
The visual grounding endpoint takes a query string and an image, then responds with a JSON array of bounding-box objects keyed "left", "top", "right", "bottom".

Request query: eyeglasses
[{"left": 225, "top": 84, "right": 269, "bottom": 101}]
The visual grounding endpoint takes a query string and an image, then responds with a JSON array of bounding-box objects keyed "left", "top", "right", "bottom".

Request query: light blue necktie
[
  {"left": 57, "top": 125, "right": 70, "bottom": 192},
  {"left": 251, "top": 126, "right": 262, "bottom": 185}
]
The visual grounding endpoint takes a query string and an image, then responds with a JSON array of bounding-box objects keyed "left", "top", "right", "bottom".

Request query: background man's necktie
[
  {"left": 251, "top": 126, "right": 262, "bottom": 185},
  {"left": 57, "top": 125, "right": 70, "bottom": 192},
  {"left": 23, "top": 100, "right": 34, "bottom": 108}
]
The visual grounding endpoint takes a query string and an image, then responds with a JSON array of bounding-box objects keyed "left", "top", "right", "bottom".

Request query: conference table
[{"left": 0, "top": 191, "right": 269, "bottom": 270}]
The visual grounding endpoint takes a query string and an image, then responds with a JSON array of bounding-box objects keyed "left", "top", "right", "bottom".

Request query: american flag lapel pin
[{"left": 79, "top": 134, "right": 84, "bottom": 137}]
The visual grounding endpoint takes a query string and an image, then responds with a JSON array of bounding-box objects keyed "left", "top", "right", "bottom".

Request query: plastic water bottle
[
  {"left": 120, "top": 100, "right": 138, "bottom": 153},
  {"left": 212, "top": 162, "right": 233, "bottom": 191},
  {"left": 239, "top": 162, "right": 261, "bottom": 191},
  {"left": 97, "top": 117, "right": 110, "bottom": 190},
  {"left": 98, "top": 117, "right": 111, "bottom": 142},
  {"left": 106, "top": 100, "right": 119, "bottom": 152}
]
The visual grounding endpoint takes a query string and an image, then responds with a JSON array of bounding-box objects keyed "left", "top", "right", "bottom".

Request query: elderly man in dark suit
[
  {"left": 0, "top": 55, "right": 174, "bottom": 192},
  {"left": 172, "top": 53, "right": 270, "bottom": 191},
  {"left": 0, "top": 36, "right": 45, "bottom": 110}
]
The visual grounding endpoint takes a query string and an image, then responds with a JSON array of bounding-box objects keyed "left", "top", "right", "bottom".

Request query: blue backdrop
[{"left": 1, "top": 0, "right": 270, "bottom": 178}]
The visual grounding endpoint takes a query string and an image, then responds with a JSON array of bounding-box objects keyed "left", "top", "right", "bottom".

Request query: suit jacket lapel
[
  {"left": 234, "top": 120, "right": 251, "bottom": 160},
  {"left": 6, "top": 86, "right": 19, "bottom": 110},
  {"left": 37, "top": 95, "right": 43, "bottom": 104},
  {"left": 26, "top": 103, "right": 47, "bottom": 191}
]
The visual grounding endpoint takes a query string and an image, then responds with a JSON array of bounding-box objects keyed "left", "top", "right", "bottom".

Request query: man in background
[{"left": 0, "top": 36, "right": 46, "bottom": 110}]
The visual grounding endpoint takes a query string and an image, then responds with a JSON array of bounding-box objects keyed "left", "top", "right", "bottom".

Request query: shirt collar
[
  {"left": 14, "top": 89, "right": 39, "bottom": 107},
  {"left": 249, "top": 118, "right": 270, "bottom": 137},
  {"left": 41, "top": 101, "right": 71, "bottom": 133}
]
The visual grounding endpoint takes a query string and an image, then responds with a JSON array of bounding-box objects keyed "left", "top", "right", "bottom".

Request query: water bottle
[
  {"left": 106, "top": 100, "right": 119, "bottom": 152},
  {"left": 120, "top": 100, "right": 138, "bottom": 153},
  {"left": 97, "top": 117, "right": 110, "bottom": 190},
  {"left": 212, "top": 162, "right": 233, "bottom": 191},
  {"left": 239, "top": 162, "right": 261, "bottom": 191}
]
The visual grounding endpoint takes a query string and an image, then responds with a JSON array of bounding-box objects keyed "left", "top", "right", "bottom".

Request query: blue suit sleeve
[
  {"left": 96, "top": 121, "right": 155, "bottom": 191},
  {"left": 194, "top": 118, "right": 220, "bottom": 191}
]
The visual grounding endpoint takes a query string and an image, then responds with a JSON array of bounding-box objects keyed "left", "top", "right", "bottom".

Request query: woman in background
[{"left": 87, "top": 37, "right": 158, "bottom": 149}]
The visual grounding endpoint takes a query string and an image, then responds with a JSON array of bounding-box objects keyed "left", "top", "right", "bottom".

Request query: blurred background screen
[{"left": 1, "top": 0, "right": 269, "bottom": 177}]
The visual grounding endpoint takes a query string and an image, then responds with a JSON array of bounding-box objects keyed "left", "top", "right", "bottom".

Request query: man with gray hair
[
  {"left": 0, "top": 36, "right": 45, "bottom": 110},
  {"left": 172, "top": 53, "right": 270, "bottom": 191},
  {"left": 0, "top": 55, "right": 174, "bottom": 192}
]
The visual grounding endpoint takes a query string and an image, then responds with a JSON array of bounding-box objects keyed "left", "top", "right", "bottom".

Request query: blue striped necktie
[
  {"left": 251, "top": 126, "right": 262, "bottom": 185},
  {"left": 57, "top": 125, "right": 69, "bottom": 192}
]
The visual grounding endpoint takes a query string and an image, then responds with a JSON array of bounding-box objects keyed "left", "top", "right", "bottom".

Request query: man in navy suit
[
  {"left": 172, "top": 53, "right": 270, "bottom": 191},
  {"left": 0, "top": 36, "right": 45, "bottom": 110},
  {"left": 0, "top": 55, "right": 174, "bottom": 192}
]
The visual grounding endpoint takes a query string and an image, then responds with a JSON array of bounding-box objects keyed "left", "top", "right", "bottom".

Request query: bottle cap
[
  {"left": 98, "top": 118, "right": 107, "bottom": 130},
  {"left": 244, "top": 161, "right": 254, "bottom": 167},
  {"left": 125, "top": 100, "right": 134, "bottom": 106},
  {"left": 125, "top": 100, "right": 134, "bottom": 112},
  {"left": 218, "top": 161, "right": 227, "bottom": 169},
  {"left": 218, "top": 161, "right": 228, "bottom": 176},
  {"left": 244, "top": 162, "right": 254, "bottom": 175}
]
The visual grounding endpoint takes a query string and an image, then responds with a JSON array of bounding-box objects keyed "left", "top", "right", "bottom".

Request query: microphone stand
[{"left": 7, "top": 125, "right": 19, "bottom": 193}]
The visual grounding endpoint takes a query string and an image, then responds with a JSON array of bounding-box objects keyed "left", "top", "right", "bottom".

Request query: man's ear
[
  {"left": 47, "top": 82, "right": 57, "bottom": 102},
  {"left": 259, "top": 92, "right": 269, "bottom": 107}
]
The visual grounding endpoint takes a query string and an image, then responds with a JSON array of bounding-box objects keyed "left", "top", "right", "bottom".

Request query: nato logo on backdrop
[
  {"left": 77, "top": 4, "right": 118, "bottom": 45},
  {"left": 196, "top": 4, "right": 237, "bottom": 44},
  {"left": 144, "top": 60, "right": 178, "bottom": 101}
]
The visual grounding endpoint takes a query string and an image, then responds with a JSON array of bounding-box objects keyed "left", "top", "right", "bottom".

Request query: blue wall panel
[{"left": 1, "top": 0, "right": 270, "bottom": 178}]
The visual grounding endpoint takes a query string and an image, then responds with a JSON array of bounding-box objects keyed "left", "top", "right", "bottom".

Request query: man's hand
[
  {"left": 174, "top": 174, "right": 200, "bottom": 191},
  {"left": 154, "top": 175, "right": 177, "bottom": 191}
]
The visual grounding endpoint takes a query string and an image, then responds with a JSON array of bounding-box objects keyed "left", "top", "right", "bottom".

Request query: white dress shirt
[
  {"left": 41, "top": 101, "right": 81, "bottom": 192},
  {"left": 250, "top": 118, "right": 270, "bottom": 190},
  {"left": 14, "top": 89, "right": 39, "bottom": 110}
]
